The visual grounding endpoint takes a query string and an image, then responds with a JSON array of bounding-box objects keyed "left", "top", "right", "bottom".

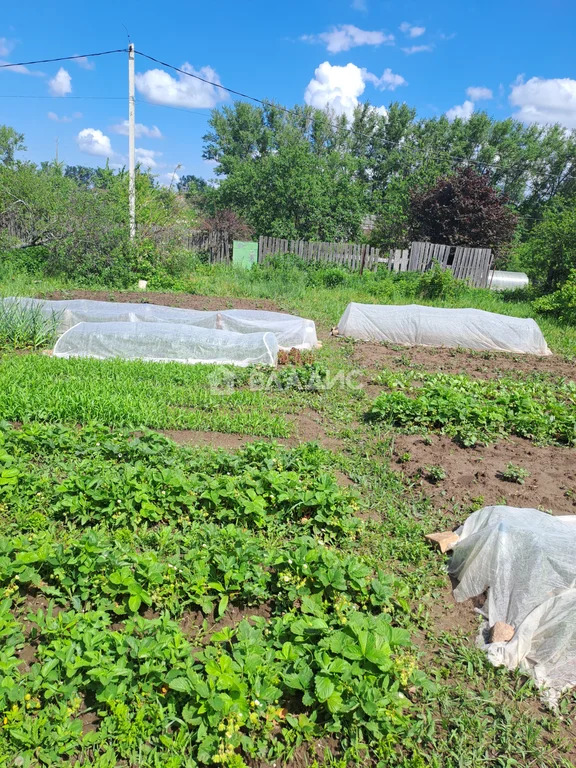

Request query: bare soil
[
  {"left": 392, "top": 433, "right": 576, "bottom": 518},
  {"left": 161, "top": 407, "right": 345, "bottom": 454},
  {"left": 41, "top": 289, "right": 282, "bottom": 313},
  {"left": 352, "top": 339, "right": 576, "bottom": 380}
]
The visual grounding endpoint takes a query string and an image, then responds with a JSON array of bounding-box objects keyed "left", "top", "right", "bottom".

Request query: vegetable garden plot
[
  {"left": 337, "top": 303, "right": 551, "bottom": 355},
  {"left": 449, "top": 506, "right": 576, "bottom": 703},
  {"left": 2, "top": 298, "right": 318, "bottom": 351},
  {"left": 53, "top": 322, "right": 279, "bottom": 367}
]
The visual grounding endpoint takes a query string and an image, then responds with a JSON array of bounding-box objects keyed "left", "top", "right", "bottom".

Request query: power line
[
  {"left": 0, "top": 94, "right": 126, "bottom": 100},
  {"left": 0, "top": 49, "right": 127, "bottom": 70}
]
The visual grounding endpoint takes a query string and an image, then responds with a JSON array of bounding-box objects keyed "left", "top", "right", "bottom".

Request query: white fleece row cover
[
  {"left": 53, "top": 322, "right": 279, "bottom": 367},
  {"left": 3, "top": 298, "right": 318, "bottom": 351},
  {"left": 449, "top": 506, "right": 576, "bottom": 703},
  {"left": 337, "top": 303, "right": 551, "bottom": 355}
]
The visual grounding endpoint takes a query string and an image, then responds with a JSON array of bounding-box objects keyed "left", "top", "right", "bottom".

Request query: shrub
[
  {"left": 533, "top": 270, "right": 576, "bottom": 325},
  {"left": 417, "top": 262, "right": 466, "bottom": 300}
]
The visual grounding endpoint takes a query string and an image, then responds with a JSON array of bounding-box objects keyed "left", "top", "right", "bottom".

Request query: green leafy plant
[{"left": 499, "top": 463, "right": 531, "bottom": 485}]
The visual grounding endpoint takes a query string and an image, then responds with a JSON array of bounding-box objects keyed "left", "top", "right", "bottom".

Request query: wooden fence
[
  {"left": 387, "top": 241, "right": 492, "bottom": 288},
  {"left": 258, "top": 236, "right": 380, "bottom": 273}
]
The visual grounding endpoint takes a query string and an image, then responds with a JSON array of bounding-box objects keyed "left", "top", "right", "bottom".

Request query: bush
[
  {"left": 533, "top": 270, "right": 576, "bottom": 325},
  {"left": 416, "top": 262, "right": 466, "bottom": 300}
]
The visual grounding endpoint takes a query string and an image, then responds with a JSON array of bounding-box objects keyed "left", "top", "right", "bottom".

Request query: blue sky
[{"left": 1, "top": 0, "right": 575, "bottom": 184}]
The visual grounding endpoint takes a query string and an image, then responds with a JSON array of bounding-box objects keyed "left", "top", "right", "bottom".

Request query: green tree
[
  {"left": 0, "top": 125, "right": 26, "bottom": 165},
  {"left": 516, "top": 200, "right": 576, "bottom": 291}
]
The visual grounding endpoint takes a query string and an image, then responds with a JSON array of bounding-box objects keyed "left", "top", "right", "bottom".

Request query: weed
[
  {"left": 499, "top": 463, "right": 531, "bottom": 485},
  {"left": 424, "top": 465, "right": 447, "bottom": 483}
]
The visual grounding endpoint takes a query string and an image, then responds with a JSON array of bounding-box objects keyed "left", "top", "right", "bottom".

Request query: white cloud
[
  {"left": 351, "top": 0, "right": 367, "bottom": 9},
  {"left": 302, "top": 25, "right": 394, "bottom": 53},
  {"left": 157, "top": 171, "right": 180, "bottom": 187},
  {"left": 305, "top": 62, "right": 366, "bottom": 118},
  {"left": 77, "top": 128, "right": 113, "bottom": 157},
  {"left": 466, "top": 86, "right": 493, "bottom": 101},
  {"left": 0, "top": 59, "right": 45, "bottom": 76},
  {"left": 74, "top": 55, "right": 95, "bottom": 70},
  {"left": 135, "top": 148, "right": 163, "bottom": 169},
  {"left": 0, "top": 37, "right": 16, "bottom": 57},
  {"left": 364, "top": 67, "right": 407, "bottom": 91},
  {"left": 446, "top": 100, "right": 475, "bottom": 121},
  {"left": 48, "top": 111, "right": 82, "bottom": 122},
  {"left": 402, "top": 44, "right": 433, "bottom": 54},
  {"left": 304, "top": 61, "right": 393, "bottom": 118},
  {"left": 400, "top": 22, "right": 426, "bottom": 38},
  {"left": 110, "top": 120, "right": 163, "bottom": 139},
  {"left": 135, "top": 63, "right": 226, "bottom": 109},
  {"left": 49, "top": 67, "right": 72, "bottom": 96},
  {"left": 510, "top": 76, "right": 576, "bottom": 129}
]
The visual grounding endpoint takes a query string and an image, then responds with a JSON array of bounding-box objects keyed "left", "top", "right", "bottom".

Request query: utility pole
[
  {"left": 55, "top": 136, "right": 59, "bottom": 164},
  {"left": 128, "top": 43, "right": 136, "bottom": 240}
]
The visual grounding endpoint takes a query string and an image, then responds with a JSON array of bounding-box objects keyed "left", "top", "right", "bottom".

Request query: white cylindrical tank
[{"left": 488, "top": 271, "right": 530, "bottom": 291}]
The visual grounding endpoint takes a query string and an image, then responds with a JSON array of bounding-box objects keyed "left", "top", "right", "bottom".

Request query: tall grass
[{"left": 0, "top": 298, "right": 61, "bottom": 351}]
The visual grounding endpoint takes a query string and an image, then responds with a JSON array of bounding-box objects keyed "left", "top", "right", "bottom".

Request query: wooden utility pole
[{"left": 128, "top": 43, "right": 136, "bottom": 240}]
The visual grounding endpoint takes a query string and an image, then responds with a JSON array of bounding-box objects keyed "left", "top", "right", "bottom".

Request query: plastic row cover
[
  {"left": 53, "top": 322, "right": 279, "bottom": 367},
  {"left": 337, "top": 303, "right": 551, "bottom": 356},
  {"left": 3, "top": 298, "right": 318, "bottom": 351},
  {"left": 449, "top": 506, "right": 576, "bottom": 701}
]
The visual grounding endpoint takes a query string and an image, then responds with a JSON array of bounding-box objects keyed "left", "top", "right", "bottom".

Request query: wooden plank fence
[
  {"left": 387, "top": 241, "right": 492, "bottom": 288},
  {"left": 258, "top": 236, "right": 380, "bottom": 273}
]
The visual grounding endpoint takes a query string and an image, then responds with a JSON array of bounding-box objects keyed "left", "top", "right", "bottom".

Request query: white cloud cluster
[
  {"left": 135, "top": 147, "right": 163, "bottom": 169},
  {"left": 400, "top": 22, "right": 425, "bottom": 38},
  {"left": 446, "top": 100, "right": 475, "bottom": 121},
  {"left": 48, "top": 111, "right": 82, "bottom": 123},
  {"left": 49, "top": 67, "right": 72, "bottom": 96},
  {"left": 0, "top": 59, "right": 45, "bottom": 76},
  {"left": 446, "top": 84, "right": 493, "bottom": 121},
  {"left": 111, "top": 120, "right": 162, "bottom": 138},
  {"left": 74, "top": 55, "right": 95, "bottom": 70},
  {"left": 135, "top": 63, "right": 226, "bottom": 109},
  {"left": 402, "top": 44, "right": 433, "bottom": 55},
  {"left": 76, "top": 128, "right": 113, "bottom": 157},
  {"left": 304, "top": 62, "right": 405, "bottom": 118},
  {"left": 302, "top": 24, "right": 394, "bottom": 53},
  {"left": 466, "top": 86, "right": 493, "bottom": 101},
  {"left": 364, "top": 67, "right": 407, "bottom": 91},
  {"left": 510, "top": 76, "right": 576, "bottom": 129}
]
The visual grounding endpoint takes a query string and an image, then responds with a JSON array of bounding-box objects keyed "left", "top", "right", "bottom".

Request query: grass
[
  {"left": 0, "top": 356, "right": 291, "bottom": 436},
  {"left": 0, "top": 263, "right": 575, "bottom": 766}
]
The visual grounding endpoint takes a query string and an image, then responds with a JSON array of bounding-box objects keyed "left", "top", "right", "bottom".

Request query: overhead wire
[{"left": 0, "top": 49, "right": 127, "bottom": 69}]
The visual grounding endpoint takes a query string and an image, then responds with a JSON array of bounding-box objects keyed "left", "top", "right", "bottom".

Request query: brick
[
  {"left": 490, "top": 621, "right": 515, "bottom": 643},
  {"left": 425, "top": 531, "right": 460, "bottom": 553}
]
